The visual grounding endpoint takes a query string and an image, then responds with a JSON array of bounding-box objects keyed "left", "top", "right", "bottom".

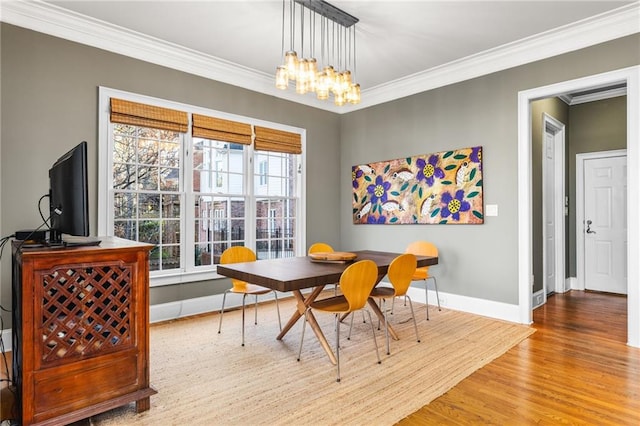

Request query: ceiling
[{"left": 4, "top": 1, "right": 639, "bottom": 112}]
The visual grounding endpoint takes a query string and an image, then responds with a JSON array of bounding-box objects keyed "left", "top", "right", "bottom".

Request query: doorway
[{"left": 517, "top": 66, "right": 640, "bottom": 348}]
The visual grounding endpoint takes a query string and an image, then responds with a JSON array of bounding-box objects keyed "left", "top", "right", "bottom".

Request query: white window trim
[{"left": 98, "top": 86, "right": 307, "bottom": 287}]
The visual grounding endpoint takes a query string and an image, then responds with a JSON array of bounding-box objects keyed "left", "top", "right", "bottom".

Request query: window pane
[
  {"left": 139, "top": 193, "right": 160, "bottom": 218},
  {"left": 113, "top": 163, "right": 137, "bottom": 190},
  {"left": 114, "top": 220, "right": 136, "bottom": 240},
  {"left": 114, "top": 135, "right": 135, "bottom": 164},
  {"left": 228, "top": 172, "right": 243, "bottom": 194},
  {"left": 162, "top": 220, "right": 180, "bottom": 244},
  {"left": 230, "top": 219, "right": 244, "bottom": 241},
  {"left": 138, "top": 166, "right": 159, "bottom": 190},
  {"left": 114, "top": 192, "right": 136, "bottom": 219},
  {"left": 211, "top": 243, "right": 228, "bottom": 265},
  {"left": 160, "top": 167, "right": 179, "bottom": 191},
  {"left": 162, "top": 246, "right": 180, "bottom": 270},
  {"left": 149, "top": 247, "right": 160, "bottom": 272},
  {"left": 159, "top": 141, "right": 180, "bottom": 167},
  {"left": 139, "top": 220, "right": 160, "bottom": 244},
  {"left": 138, "top": 138, "right": 159, "bottom": 165},
  {"left": 163, "top": 194, "right": 180, "bottom": 218},
  {"left": 195, "top": 243, "right": 212, "bottom": 266}
]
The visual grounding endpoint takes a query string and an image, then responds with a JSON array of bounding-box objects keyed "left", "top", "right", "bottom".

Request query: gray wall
[
  {"left": 0, "top": 24, "right": 341, "bottom": 326},
  {"left": 1, "top": 23, "right": 638, "bottom": 328},
  {"left": 339, "top": 34, "right": 639, "bottom": 305}
]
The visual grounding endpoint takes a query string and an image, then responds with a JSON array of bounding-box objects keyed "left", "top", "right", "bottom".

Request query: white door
[
  {"left": 583, "top": 155, "right": 627, "bottom": 294},
  {"left": 542, "top": 115, "right": 565, "bottom": 297},
  {"left": 543, "top": 131, "right": 556, "bottom": 296}
]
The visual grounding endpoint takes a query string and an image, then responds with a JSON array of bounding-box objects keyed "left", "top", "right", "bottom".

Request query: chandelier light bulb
[
  {"left": 285, "top": 51, "right": 298, "bottom": 80},
  {"left": 275, "top": 66, "right": 289, "bottom": 90}
]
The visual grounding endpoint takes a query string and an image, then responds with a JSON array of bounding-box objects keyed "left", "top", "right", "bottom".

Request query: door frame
[
  {"left": 575, "top": 149, "right": 627, "bottom": 291},
  {"left": 542, "top": 113, "right": 566, "bottom": 298},
  {"left": 517, "top": 65, "right": 640, "bottom": 348}
]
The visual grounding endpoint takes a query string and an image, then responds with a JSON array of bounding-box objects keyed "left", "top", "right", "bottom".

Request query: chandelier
[{"left": 275, "top": 0, "right": 361, "bottom": 106}]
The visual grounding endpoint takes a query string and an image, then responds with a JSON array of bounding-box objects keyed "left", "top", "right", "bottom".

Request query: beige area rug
[{"left": 93, "top": 296, "right": 534, "bottom": 425}]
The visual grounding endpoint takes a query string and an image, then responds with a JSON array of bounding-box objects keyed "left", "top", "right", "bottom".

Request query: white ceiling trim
[
  {"left": 558, "top": 87, "right": 628, "bottom": 105},
  {"left": 1, "top": 1, "right": 639, "bottom": 114}
]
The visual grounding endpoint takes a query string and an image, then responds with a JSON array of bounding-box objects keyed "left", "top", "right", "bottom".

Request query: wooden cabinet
[{"left": 12, "top": 237, "right": 156, "bottom": 425}]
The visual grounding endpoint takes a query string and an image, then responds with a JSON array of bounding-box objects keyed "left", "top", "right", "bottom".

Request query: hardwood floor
[
  {"left": 2, "top": 291, "right": 638, "bottom": 424},
  {"left": 398, "top": 290, "right": 640, "bottom": 425}
]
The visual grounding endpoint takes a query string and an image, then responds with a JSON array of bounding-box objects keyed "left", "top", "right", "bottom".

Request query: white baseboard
[
  {"left": 532, "top": 289, "right": 545, "bottom": 309},
  {"left": 567, "top": 276, "right": 579, "bottom": 290},
  {"left": 2, "top": 286, "right": 527, "bottom": 352},
  {"left": 1, "top": 329, "right": 11, "bottom": 352},
  {"left": 150, "top": 291, "right": 299, "bottom": 324},
  {"left": 405, "top": 284, "right": 522, "bottom": 323}
]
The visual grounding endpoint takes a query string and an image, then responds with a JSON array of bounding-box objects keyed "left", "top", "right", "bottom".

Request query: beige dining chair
[
  {"left": 217, "top": 246, "right": 281, "bottom": 346},
  {"left": 405, "top": 241, "right": 441, "bottom": 320},
  {"left": 297, "top": 259, "right": 381, "bottom": 382},
  {"left": 369, "top": 253, "right": 420, "bottom": 355}
]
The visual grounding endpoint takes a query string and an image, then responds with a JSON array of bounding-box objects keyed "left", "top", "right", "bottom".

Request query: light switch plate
[{"left": 485, "top": 204, "right": 498, "bottom": 216}]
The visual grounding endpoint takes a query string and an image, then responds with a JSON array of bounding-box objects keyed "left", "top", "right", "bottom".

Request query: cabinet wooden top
[{"left": 12, "top": 236, "right": 154, "bottom": 256}]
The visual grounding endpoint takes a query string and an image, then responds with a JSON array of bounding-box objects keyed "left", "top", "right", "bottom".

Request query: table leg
[
  {"left": 276, "top": 286, "right": 337, "bottom": 365},
  {"left": 367, "top": 297, "right": 399, "bottom": 341},
  {"left": 277, "top": 286, "right": 325, "bottom": 340}
]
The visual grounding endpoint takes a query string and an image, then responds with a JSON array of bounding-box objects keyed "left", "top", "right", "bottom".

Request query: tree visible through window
[{"left": 112, "top": 124, "right": 182, "bottom": 272}]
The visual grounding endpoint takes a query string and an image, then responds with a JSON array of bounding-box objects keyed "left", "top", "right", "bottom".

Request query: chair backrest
[
  {"left": 220, "top": 246, "right": 256, "bottom": 290},
  {"left": 406, "top": 241, "right": 438, "bottom": 275},
  {"left": 339, "top": 260, "right": 378, "bottom": 311},
  {"left": 387, "top": 253, "right": 417, "bottom": 296},
  {"left": 308, "top": 242, "right": 334, "bottom": 254}
]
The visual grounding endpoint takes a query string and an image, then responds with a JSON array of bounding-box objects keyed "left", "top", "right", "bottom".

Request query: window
[{"left": 99, "top": 88, "right": 305, "bottom": 286}]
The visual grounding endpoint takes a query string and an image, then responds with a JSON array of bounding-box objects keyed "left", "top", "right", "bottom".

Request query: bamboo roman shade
[
  {"left": 254, "top": 126, "right": 302, "bottom": 154},
  {"left": 192, "top": 114, "right": 252, "bottom": 145},
  {"left": 110, "top": 98, "right": 188, "bottom": 133}
]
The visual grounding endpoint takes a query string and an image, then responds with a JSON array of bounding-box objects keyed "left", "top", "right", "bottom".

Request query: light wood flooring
[
  {"left": 2, "top": 291, "right": 638, "bottom": 425},
  {"left": 398, "top": 290, "right": 640, "bottom": 425}
]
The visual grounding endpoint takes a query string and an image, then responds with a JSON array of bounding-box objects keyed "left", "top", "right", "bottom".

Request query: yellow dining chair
[
  {"left": 297, "top": 259, "right": 381, "bottom": 382},
  {"left": 217, "top": 246, "right": 281, "bottom": 346},
  {"left": 369, "top": 253, "right": 420, "bottom": 355},
  {"left": 308, "top": 242, "right": 339, "bottom": 295},
  {"left": 405, "top": 241, "right": 441, "bottom": 320}
]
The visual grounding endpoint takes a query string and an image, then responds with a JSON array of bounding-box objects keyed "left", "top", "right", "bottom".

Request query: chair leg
[
  {"left": 365, "top": 310, "right": 382, "bottom": 365},
  {"left": 273, "top": 291, "right": 282, "bottom": 331},
  {"left": 218, "top": 290, "right": 229, "bottom": 334},
  {"left": 382, "top": 299, "right": 390, "bottom": 355},
  {"left": 254, "top": 294, "right": 259, "bottom": 325},
  {"left": 297, "top": 310, "right": 308, "bottom": 361},
  {"left": 242, "top": 293, "right": 248, "bottom": 346},
  {"left": 431, "top": 276, "right": 441, "bottom": 311},
  {"left": 335, "top": 314, "right": 341, "bottom": 383},
  {"left": 425, "top": 280, "right": 430, "bottom": 321},
  {"left": 347, "top": 312, "right": 355, "bottom": 340},
  {"left": 405, "top": 295, "right": 421, "bottom": 343}
]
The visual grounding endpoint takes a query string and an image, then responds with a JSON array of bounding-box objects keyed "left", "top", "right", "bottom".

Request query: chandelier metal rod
[{"left": 293, "top": 0, "right": 358, "bottom": 28}]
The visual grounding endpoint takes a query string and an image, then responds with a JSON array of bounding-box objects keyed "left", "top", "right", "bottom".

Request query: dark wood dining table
[{"left": 216, "top": 250, "right": 438, "bottom": 364}]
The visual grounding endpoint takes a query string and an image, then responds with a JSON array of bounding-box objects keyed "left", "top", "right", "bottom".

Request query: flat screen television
[{"left": 48, "top": 141, "right": 90, "bottom": 245}]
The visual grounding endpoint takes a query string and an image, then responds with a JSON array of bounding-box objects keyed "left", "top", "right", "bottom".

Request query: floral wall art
[{"left": 352, "top": 146, "right": 484, "bottom": 224}]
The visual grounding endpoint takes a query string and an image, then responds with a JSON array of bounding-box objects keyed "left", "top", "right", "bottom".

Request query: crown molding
[
  {"left": 1, "top": 1, "right": 639, "bottom": 114},
  {"left": 558, "top": 86, "right": 628, "bottom": 105}
]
